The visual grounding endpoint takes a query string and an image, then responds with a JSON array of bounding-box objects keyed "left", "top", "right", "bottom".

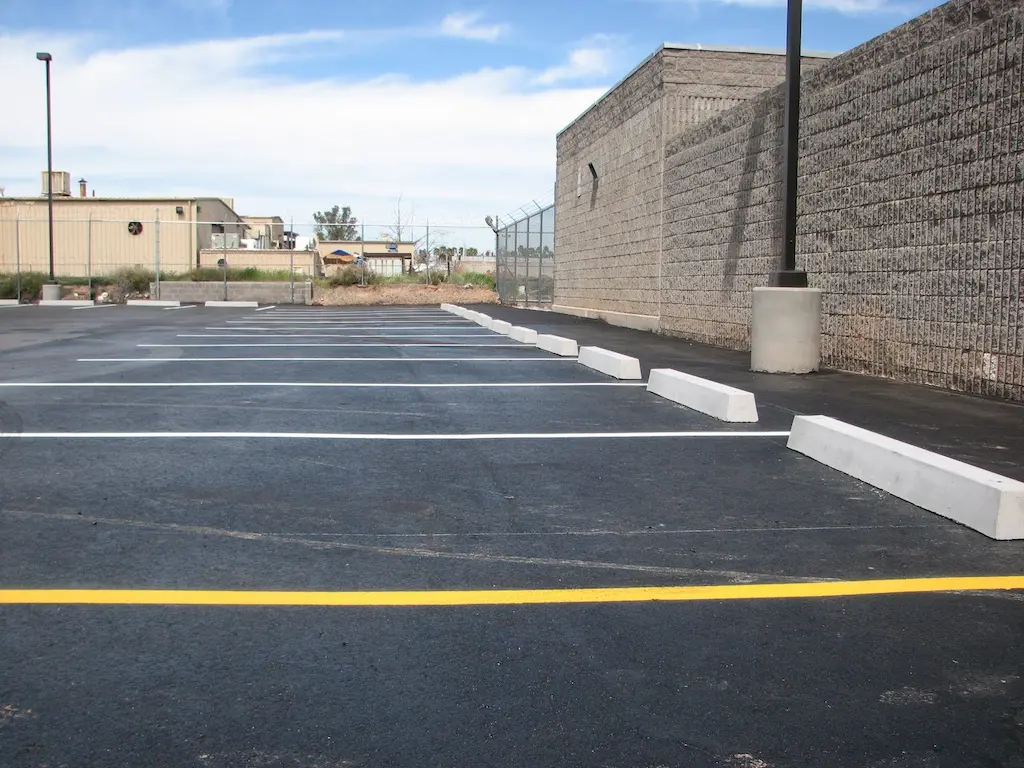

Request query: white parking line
[
  {"left": 0, "top": 430, "right": 791, "bottom": 440},
  {"left": 254, "top": 305, "right": 277, "bottom": 311},
  {"left": 163, "top": 305, "right": 196, "bottom": 311},
  {"left": 209, "top": 326, "right": 482, "bottom": 331},
  {"left": 0, "top": 382, "right": 647, "bottom": 388},
  {"left": 178, "top": 334, "right": 500, "bottom": 339},
  {"left": 72, "top": 304, "right": 116, "bottom": 310},
  {"left": 78, "top": 357, "right": 576, "bottom": 363},
  {"left": 138, "top": 343, "right": 528, "bottom": 348}
]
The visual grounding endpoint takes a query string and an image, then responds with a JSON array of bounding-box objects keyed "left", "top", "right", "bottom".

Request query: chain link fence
[{"left": 495, "top": 204, "right": 554, "bottom": 306}]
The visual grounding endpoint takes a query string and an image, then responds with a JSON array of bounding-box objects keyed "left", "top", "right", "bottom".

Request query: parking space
[{"left": 1, "top": 304, "right": 1022, "bottom": 767}]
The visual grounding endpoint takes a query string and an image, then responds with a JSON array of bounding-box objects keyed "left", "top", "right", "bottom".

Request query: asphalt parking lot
[{"left": 1, "top": 303, "right": 1022, "bottom": 768}]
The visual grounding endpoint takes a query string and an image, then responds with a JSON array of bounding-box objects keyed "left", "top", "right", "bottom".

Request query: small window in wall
[{"left": 211, "top": 223, "right": 225, "bottom": 234}]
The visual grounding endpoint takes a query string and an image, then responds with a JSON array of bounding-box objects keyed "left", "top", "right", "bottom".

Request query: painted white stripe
[
  {"left": 226, "top": 320, "right": 470, "bottom": 325},
  {"left": 178, "top": 334, "right": 500, "bottom": 339},
  {"left": 203, "top": 327, "right": 490, "bottom": 332},
  {"left": 0, "top": 430, "right": 791, "bottom": 441},
  {"left": 0, "top": 303, "right": 31, "bottom": 309},
  {"left": 72, "top": 303, "right": 118, "bottom": 310},
  {"left": 163, "top": 305, "right": 196, "bottom": 311},
  {"left": 138, "top": 343, "right": 529, "bottom": 348},
  {"left": 254, "top": 305, "right": 277, "bottom": 311},
  {"left": 78, "top": 357, "right": 576, "bottom": 363},
  {"left": 0, "top": 382, "right": 647, "bottom": 389}
]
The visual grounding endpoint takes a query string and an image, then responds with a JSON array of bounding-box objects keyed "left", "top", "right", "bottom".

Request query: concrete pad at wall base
[
  {"left": 39, "top": 300, "right": 95, "bottom": 307},
  {"left": 509, "top": 326, "right": 538, "bottom": 344},
  {"left": 205, "top": 301, "right": 259, "bottom": 308},
  {"left": 536, "top": 334, "right": 578, "bottom": 357},
  {"left": 0, "top": 300, "right": 20, "bottom": 306},
  {"left": 552, "top": 304, "right": 660, "bottom": 332},
  {"left": 127, "top": 300, "right": 181, "bottom": 307},
  {"left": 647, "top": 369, "right": 758, "bottom": 422},
  {"left": 788, "top": 415, "right": 1024, "bottom": 540},
  {"left": 578, "top": 346, "right": 643, "bottom": 380},
  {"left": 751, "top": 287, "right": 822, "bottom": 373},
  {"left": 491, "top": 320, "right": 513, "bottom": 335}
]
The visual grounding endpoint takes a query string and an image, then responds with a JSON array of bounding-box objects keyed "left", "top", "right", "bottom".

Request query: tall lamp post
[
  {"left": 750, "top": 0, "right": 822, "bottom": 373},
  {"left": 36, "top": 52, "right": 60, "bottom": 300},
  {"left": 776, "top": 0, "right": 807, "bottom": 288}
]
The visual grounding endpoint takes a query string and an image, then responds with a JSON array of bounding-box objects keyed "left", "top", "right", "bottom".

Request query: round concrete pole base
[
  {"left": 41, "top": 283, "right": 61, "bottom": 302},
  {"left": 751, "top": 287, "right": 822, "bottom": 373}
]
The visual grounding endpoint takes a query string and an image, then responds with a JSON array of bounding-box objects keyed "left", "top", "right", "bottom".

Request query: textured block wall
[
  {"left": 662, "top": 0, "right": 1023, "bottom": 401},
  {"left": 554, "top": 46, "right": 827, "bottom": 317},
  {"left": 151, "top": 281, "right": 312, "bottom": 304}
]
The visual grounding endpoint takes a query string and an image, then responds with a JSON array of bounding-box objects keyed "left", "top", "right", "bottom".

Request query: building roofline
[
  {"left": 1, "top": 196, "right": 202, "bottom": 203},
  {"left": 663, "top": 42, "right": 837, "bottom": 59},
  {"left": 557, "top": 42, "right": 839, "bottom": 138}
]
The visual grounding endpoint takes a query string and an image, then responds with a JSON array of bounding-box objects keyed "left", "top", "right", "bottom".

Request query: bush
[
  {"left": 0, "top": 272, "right": 48, "bottom": 301},
  {"left": 451, "top": 272, "right": 496, "bottom": 290},
  {"left": 112, "top": 266, "right": 156, "bottom": 295}
]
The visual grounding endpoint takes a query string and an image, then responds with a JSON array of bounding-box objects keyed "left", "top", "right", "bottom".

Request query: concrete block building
[{"left": 554, "top": 44, "right": 834, "bottom": 319}]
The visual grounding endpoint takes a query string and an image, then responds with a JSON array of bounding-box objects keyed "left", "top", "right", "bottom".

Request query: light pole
[
  {"left": 36, "top": 52, "right": 59, "bottom": 298},
  {"left": 775, "top": 0, "right": 807, "bottom": 287}
]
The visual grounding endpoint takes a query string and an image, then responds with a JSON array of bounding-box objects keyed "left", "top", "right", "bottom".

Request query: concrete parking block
[
  {"left": 788, "top": 415, "right": 1024, "bottom": 540},
  {"left": 647, "top": 368, "right": 758, "bottom": 422},
  {"left": 205, "top": 301, "right": 260, "bottom": 308},
  {"left": 578, "top": 346, "right": 642, "bottom": 379},
  {"left": 127, "top": 300, "right": 181, "bottom": 307},
  {"left": 491, "top": 320, "right": 513, "bottom": 335},
  {"left": 509, "top": 326, "right": 538, "bottom": 344},
  {"left": 536, "top": 334, "right": 578, "bottom": 357},
  {"left": 39, "top": 300, "right": 95, "bottom": 307}
]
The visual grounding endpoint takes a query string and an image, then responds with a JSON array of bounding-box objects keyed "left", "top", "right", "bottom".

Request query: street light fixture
[{"left": 36, "top": 52, "right": 58, "bottom": 293}]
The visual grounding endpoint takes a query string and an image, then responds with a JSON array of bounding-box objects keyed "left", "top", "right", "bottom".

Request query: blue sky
[{"left": 1, "top": 0, "right": 935, "bottom": 243}]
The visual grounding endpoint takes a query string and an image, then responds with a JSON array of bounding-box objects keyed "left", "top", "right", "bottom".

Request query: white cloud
[
  {"left": 0, "top": 28, "right": 604, "bottom": 239},
  {"left": 535, "top": 36, "right": 621, "bottom": 86},
  {"left": 438, "top": 12, "right": 508, "bottom": 42}
]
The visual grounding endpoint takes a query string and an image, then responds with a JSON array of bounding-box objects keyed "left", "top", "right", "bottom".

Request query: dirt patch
[{"left": 313, "top": 283, "right": 497, "bottom": 306}]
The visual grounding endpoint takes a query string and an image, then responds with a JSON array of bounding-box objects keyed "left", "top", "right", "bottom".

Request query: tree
[
  {"left": 380, "top": 194, "right": 411, "bottom": 244},
  {"left": 313, "top": 205, "right": 358, "bottom": 241}
]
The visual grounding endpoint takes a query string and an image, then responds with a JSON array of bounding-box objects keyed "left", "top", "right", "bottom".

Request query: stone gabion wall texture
[
  {"left": 661, "top": 0, "right": 1022, "bottom": 400},
  {"left": 150, "top": 281, "right": 312, "bottom": 304}
]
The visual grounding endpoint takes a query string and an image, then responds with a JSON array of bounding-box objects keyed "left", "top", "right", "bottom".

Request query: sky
[{"left": 0, "top": 0, "right": 936, "bottom": 245}]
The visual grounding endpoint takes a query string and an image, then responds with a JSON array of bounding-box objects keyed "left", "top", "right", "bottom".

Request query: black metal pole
[{"left": 775, "top": 0, "right": 808, "bottom": 288}]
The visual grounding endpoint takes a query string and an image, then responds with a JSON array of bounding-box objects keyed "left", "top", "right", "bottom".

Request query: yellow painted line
[{"left": 0, "top": 577, "right": 1022, "bottom": 606}]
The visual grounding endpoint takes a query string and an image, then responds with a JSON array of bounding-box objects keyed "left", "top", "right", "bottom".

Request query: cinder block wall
[
  {"left": 662, "top": 0, "right": 1022, "bottom": 400},
  {"left": 554, "top": 45, "right": 830, "bottom": 317},
  {"left": 150, "top": 281, "right": 312, "bottom": 304}
]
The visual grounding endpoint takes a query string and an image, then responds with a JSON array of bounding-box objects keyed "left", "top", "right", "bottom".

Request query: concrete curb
[
  {"left": 509, "top": 326, "right": 538, "bottom": 344},
  {"left": 474, "top": 315, "right": 494, "bottom": 329},
  {"left": 0, "top": 300, "right": 21, "bottom": 306},
  {"left": 127, "top": 300, "right": 181, "bottom": 307},
  {"left": 440, "top": 303, "right": 458, "bottom": 313},
  {"left": 578, "top": 346, "right": 643, "bottom": 379},
  {"left": 205, "top": 301, "right": 260, "bottom": 308},
  {"left": 491, "top": 320, "right": 513, "bottom": 335},
  {"left": 552, "top": 304, "right": 660, "bottom": 332},
  {"left": 788, "top": 415, "right": 1024, "bottom": 540},
  {"left": 647, "top": 369, "right": 759, "bottom": 422},
  {"left": 536, "top": 334, "right": 578, "bottom": 357},
  {"left": 39, "top": 300, "right": 95, "bottom": 307}
]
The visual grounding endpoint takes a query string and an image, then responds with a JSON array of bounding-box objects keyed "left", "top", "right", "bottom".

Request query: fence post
[
  {"left": 525, "top": 213, "right": 531, "bottom": 305},
  {"left": 87, "top": 214, "right": 93, "bottom": 299},
  {"left": 222, "top": 230, "right": 228, "bottom": 301},
  {"left": 360, "top": 222, "right": 365, "bottom": 285},
  {"left": 154, "top": 209, "right": 161, "bottom": 300},
  {"left": 289, "top": 249, "right": 295, "bottom": 304},
  {"left": 15, "top": 215, "right": 21, "bottom": 302},
  {"left": 426, "top": 221, "right": 431, "bottom": 284}
]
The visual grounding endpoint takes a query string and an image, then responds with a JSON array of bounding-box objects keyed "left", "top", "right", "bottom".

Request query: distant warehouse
[{"left": 0, "top": 172, "right": 248, "bottom": 276}]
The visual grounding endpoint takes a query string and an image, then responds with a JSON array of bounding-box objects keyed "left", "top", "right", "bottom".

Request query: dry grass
[{"left": 313, "top": 283, "right": 498, "bottom": 306}]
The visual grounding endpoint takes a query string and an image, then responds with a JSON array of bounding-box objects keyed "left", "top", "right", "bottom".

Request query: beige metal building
[
  {"left": 241, "top": 216, "right": 286, "bottom": 249},
  {"left": 0, "top": 174, "right": 246, "bottom": 276}
]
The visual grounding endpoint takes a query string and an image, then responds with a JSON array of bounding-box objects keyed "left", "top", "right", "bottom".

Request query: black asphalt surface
[{"left": 1, "top": 304, "right": 1022, "bottom": 768}]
